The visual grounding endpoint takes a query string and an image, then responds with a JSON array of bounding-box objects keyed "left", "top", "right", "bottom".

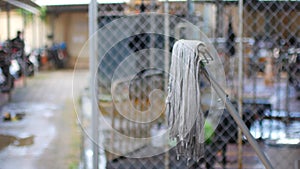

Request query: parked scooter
[
  {"left": 47, "top": 42, "right": 68, "bottom": 69},
  {"left": 25, "top": 54, "right": 35, "bottom": 76},
  {"left": 10, "top": 48, "right": 22, "bottom": 79},
  {"left": 273, "top": 37, "right": 300, "bottom": 98},
  {"left": 288, "top": 47, "right": 300, "bottom": 93},
  {"left": 0, "top": 41, "right": 14, "bottom": 93},
  {"left": 28, "top": 48, "right": 41, "bottom": 73},
  {"left": 10, "top": 44, "right": 35, "bottom": 78}
]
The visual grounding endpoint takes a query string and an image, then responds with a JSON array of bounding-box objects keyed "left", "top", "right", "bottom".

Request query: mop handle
[
  {"left": 201, "top": 66, "right": 274, "bottom": 169},
  {"left": 197, "top": 43, "right": 213, "bottom": 63}
]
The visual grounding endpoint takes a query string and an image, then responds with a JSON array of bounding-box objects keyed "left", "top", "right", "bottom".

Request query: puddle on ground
[
  {"left": 1, "top": 102, "right": 60, "bottom": 114},
  {"left": 0, "top": 134, "right": 34, "bottom": 150},
  {"left": 0, "top": 102, "right": 59, "bottom": 125},
  {"left": 0, "top": 102, "right": 59, "bottom": 169}
]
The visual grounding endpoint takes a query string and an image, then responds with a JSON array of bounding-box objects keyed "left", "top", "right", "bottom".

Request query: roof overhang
[
  {"left": 46, "top": 3, "right": 127, "bottom": 14},
  {"left": 46, "top": 4, "right": 88, "bottom": 13},
  {"left": 34, "top": 0, "right": 130, "bottom": 6},
  {"left": 0, "top": 0, "right": 40, "bottom": 14}
]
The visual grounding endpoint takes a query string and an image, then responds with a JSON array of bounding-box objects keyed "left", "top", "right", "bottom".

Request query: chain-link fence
[
  {"left": 241, "top": 1, "right": 300, "bottom": 169},
  {"left": 81, "top": 1, "right": 300, "bottom": 169}
]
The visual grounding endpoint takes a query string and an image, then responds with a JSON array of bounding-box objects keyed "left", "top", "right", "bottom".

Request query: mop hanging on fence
[
  {"left": 166, "top": 40, "right": 274, "bottom": 169},
  {"left": 166, "top": 40, "right": 213, "bottom": 162}
]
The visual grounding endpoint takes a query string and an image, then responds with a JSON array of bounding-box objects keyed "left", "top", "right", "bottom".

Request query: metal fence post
[
  {"left": 89, "top": 0, "right": 99, "bottom": 169},
  {"left": 164, "top": 3, "right": 170, "bottom": 169},
  {"left": 237, "top": 0, "right": 244, "bottom": 168}
]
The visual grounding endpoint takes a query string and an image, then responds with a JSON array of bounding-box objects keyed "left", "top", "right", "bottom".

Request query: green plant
[
  {"left": 16, "top": 6, "right": 47, "bottom": 25},
  {"left": 39, "top": 6, "right": 47, "bottom": 22},
  {"left": 16, "top": 9, "right": 33, "bottom": 26}
]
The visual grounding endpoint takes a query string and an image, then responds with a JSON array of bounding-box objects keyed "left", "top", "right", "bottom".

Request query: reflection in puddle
[
  {"left": 0, "top": 134, "right": 34, "bottom": 150},
  {"left": 250, "top": 119, "right": 300, "bottom": 140}
]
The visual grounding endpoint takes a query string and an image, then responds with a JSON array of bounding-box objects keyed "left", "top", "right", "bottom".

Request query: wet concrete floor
[{"left": 0, "top": 70, "right": 88, "bottom": 169}]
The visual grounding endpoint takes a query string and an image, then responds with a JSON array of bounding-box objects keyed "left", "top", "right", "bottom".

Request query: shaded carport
[
  {"left": 0, "top": 0, "right": 40, "bottom": 90},
  {"left": 0, "top": 0, "right": 40, "bottom": 40}
]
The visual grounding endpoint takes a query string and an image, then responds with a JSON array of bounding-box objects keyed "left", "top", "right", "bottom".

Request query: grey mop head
[{"left": 166, "top": 40, "right": 212, "bottom": 162}]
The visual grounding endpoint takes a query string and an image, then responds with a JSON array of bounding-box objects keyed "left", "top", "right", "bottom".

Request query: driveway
[{"left": 0, "top": 70, "right": 88, "bottom": 169}]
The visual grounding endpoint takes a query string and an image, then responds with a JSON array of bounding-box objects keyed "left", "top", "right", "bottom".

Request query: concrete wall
[
  {"left": 0, "top": 11, "right": 24, "bottom": 41},
  {"left": 0, "top": 11, "right": 49, "bottom": 51},
  {"left": 47, "top": 12, "right": 89, "bottom": 68}
]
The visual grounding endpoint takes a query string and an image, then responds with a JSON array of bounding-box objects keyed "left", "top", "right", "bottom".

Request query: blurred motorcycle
[
  {"left": 273, "top": 39, "right": 300, "bottom": 99},
  {"left": 10, "top": 45, "right": 35, "bottom": 78},
  {"left": 0, "top": 41, "right": 14, "bottom": 93},
  {"left": 287, "top": 47, "right": 300, "bottom": 93},
  {"left": 47, "top": 42, "right": 68, "bottom": 69},
  {"left": 28, "top": 48, "right": 41, "bottom": 73}
]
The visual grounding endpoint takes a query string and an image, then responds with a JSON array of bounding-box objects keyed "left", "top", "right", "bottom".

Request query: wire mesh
[
  {"left": 241, "top": 1, "right": 300, "bottom": 169},
  {"left": 85, "top": 1, "right": 300, "bottom": 169}
]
